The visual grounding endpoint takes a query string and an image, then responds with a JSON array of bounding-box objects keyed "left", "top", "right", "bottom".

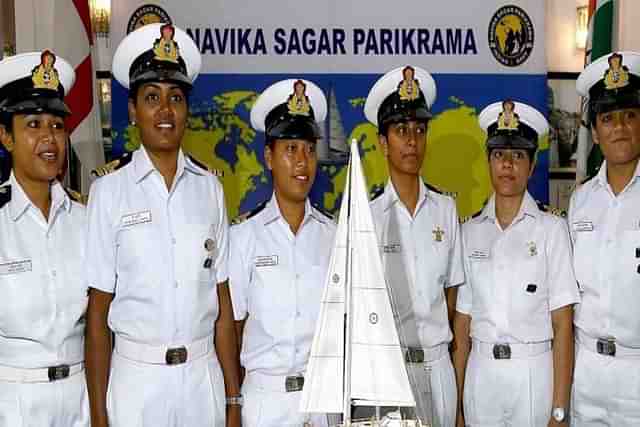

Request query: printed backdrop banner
[{"left": 110, "top": 1, "right": 547, "bottom": 219}]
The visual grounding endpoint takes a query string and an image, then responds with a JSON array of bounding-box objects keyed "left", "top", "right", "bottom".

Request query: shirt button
[
  {"left": 174, "top": 281, "right": 179, "bottom": 288},
  {"left": 51, "top": 270, "right": 57, "bottom": 277},
  {"left": 296, "top": 311, "right": 301, "bottom": 317},
  {"left": 171, "top": 238, "right": 177, "bottom": 245},
  {"left": 295, "top": 273, "right": 300, "bottom": 280}
]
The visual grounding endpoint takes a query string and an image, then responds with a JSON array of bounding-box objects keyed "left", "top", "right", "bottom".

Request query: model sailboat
[{"left": 300, "top": 140, "right": 428, "bottom": 427}]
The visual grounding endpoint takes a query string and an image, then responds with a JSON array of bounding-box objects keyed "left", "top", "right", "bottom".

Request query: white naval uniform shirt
[
  {"left": 569, "top": 160, "right": 640, "bottom": 347},
  {"left": 0, "top": 173, "right": 87, "bottom": 368},
  {"left": 229, "top": 195, "right": 336, "bottom": 375},
  {"left": 370, "top": 179, "right": 465, "bottom": 348},
  {"left": 457, "top": 192, "right": 580, "bottom": 343},
  {"left": 86, "top": 147, "right": 229, "bottom": 345}
]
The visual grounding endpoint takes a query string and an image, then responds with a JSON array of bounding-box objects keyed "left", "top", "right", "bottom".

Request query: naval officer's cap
[
  {"left": 478, "top": 100, "right": 548, "bottom": 154},
  {"left": 364, "top": 65, "right": 437, "bottom": 132},
  {"left": 577, "top": 52, "right": 640, "bottom": 125},
  {"left": 0, "top": 50, "right": 75, "bottom": 120},
  {"left": 250, "top": 79, "right": 327, "bottom": 142},
  {"left": 112, "top": 23, "right": 201, "bottom": 94}
]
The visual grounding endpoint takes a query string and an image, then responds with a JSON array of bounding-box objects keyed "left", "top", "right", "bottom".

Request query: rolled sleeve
[
  {"left": 547, "top": 218, "right": 581, "bottom": 311},
  {"left": 85, "top": 179, "right": 117, "bottom": 294},
  {"left": 455, "top": 228, "right": 473, "bottom": 315},
  {"left": 228, "top": 225, "right": 250, "bottom": 321},
  {"left": 446, "top": 200, "right": 465, "bottom": 288},
  {"left": 213, "top": 179, "right": 229, "bottom": 284}
]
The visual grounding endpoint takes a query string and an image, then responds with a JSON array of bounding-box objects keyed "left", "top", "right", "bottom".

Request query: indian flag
[{"left": 576, "top": 0, "right": 615, "bottom": 182}]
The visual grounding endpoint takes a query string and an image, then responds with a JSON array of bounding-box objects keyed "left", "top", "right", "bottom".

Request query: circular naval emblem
[
  {"left": 488, "top": 5, "right": 535, "bottom": 67},
  {"left": 369, "top": 312, "right": 379, "bottom": 324},
  {"left": 204, "top": 238, "right": 215, "bottom": 252},
  {"left": 332, "top": 273, "right": 340, "bottom": 284},
  {"left": 127, "top": 4, "right": 172, "bottom": 34}
]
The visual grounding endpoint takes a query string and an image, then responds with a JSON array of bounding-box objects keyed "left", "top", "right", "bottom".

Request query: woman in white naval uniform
[
  {"left": 229, "top": 79, "right": 335, "bottom": 427},
  {"left": 570, "top": 52, "right": 640, "bottom": 427},
  {"left": 362, "top": 65, "right": 465, "bottom": 427},
  {"left": 0, "top": 51, "right": 88, "bottom": 426},
  {"left": 84, "top": 24, "right": 241, "bottom": 427},
  {"left": 452, "top": 101, "right": 580, "bottom": 427}
]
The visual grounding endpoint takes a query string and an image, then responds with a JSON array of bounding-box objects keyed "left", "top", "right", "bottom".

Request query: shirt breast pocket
[
  {"left": 0, "top": 269, "right": 52, "bottom": 338},
  {"left": 517, "top": 245, "right": 549, "bottom": 316},
  {"left": 249, "top": 265, "right": 290, "bottom": 319},
  {"left": 116, "top": 221, "right": 154, "bottom": 275}
]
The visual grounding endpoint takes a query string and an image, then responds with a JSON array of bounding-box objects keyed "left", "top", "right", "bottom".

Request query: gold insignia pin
[
  {"left": 604, "top": 52, "right": 629, "bottom": 90},
  {"left": 497, "top": 99, "right": 519, "bottom": 130},
  {"left": 287, "top": 79, "right": 311, "bottom": 116},
  {"left": 31, "top": 50, "right": 60, "bottom": 91},
  {"left": 433, "top": 226, "right": 444, "bottom": 242},
  {"left": 527, "top": 241, "right": 538, "bottom": 257},
  {"left": 153, "top": 24, "right": 179, "bottom": 64},
  {"left": 398, "top": 65, "right": 420, "bottom": 101}
]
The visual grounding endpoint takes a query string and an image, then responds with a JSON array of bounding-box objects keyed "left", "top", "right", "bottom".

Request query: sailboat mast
[{"left": 342, "top": 141, "right": 356, "bottom": 426}]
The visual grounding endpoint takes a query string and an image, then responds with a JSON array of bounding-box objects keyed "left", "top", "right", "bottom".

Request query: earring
[{"left": 130, "top": 120, "right": 137, "bottom": 126}]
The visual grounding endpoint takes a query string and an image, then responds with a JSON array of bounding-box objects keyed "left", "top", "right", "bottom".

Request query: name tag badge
[
  {"left": 572, "top": 220, "right": 594, "bottom": 232},
  {"left": 0, "top": 259, "right": 32, "bottom": 276},
  {"left": 255, "top": 255, "right": 278, "bottom": 268},
  {"left": 121, "top": 210, "right": 152, "bottom": 228},
  {"left": 469, "top": 250, "right": 490, "bottom": 260},
  {"left": 383, "top": 243, "right": 402, "bottom": 254}
]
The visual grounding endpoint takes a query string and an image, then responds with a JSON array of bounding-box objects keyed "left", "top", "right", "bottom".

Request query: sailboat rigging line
[{"left": 342, "top": 146, "right": 354, "bottom": 426}]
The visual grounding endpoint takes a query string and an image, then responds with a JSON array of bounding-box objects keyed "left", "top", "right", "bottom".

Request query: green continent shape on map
[{"left": 120, "top": 90, "right": 264, "bottom": 219}]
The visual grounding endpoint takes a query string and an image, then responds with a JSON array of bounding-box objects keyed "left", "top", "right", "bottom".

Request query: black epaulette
[
  {"left": 312, "top": 204, "right": 335, "bottom": 222},
  {"left": 91, "top": 152, "right": 133, "bottom": 178},
  {"left": 187, "top": 155, "right": 224, "bottom": 177},
  {"left": 459, "top": 208, "right": 483, "bottom": 224},
  {"left": 424, "top": 182, "right": 457, "bottom": 199},
  {"left": 536, "top": 200, "right": 567, "bottom": 218},
  {"left": 579, "top": 174, "right": 596, "bottom": 186},
  {"left": 369, "top": 185, "right": 384, "bottom": 201},
  {"left": 231, "top": 201, "right": 267, "bottom": 226},
  {"left": 64, "top": 187, "right": 87, "bottom": 205},
  {"left": 0, "top": 185, "right": 11, "bottom": 209}
]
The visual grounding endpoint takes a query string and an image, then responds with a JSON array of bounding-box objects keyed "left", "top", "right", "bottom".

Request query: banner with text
[{"left": 110, "top": 1, "right": 547, "bottom": 218}]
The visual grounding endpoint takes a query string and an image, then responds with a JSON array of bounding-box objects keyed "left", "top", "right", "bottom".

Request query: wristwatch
[
  {"left": 226, "top": 394, "right": 244, "bottom": 406},
  {"left": 552, "top": 407, "right": 566, "bottom": 422}
]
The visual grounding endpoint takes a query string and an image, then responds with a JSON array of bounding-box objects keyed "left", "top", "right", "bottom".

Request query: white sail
[
  {"left": 347, "top": 141, "right": 415, "bottom": 408},
  {"left": 299, "top": 162, "right": 351, "bottom": 414},
  {"left": 300, "top": 139, "right": 415, "bottom": 417}
]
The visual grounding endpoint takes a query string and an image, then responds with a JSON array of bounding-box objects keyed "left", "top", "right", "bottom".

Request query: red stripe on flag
[
  {"left": 72, "top": 0, "right": 93, "bottom": 46},
  {"left": 588, "top": 0, "right": 596, "bottom": 18},
  {"left": 65, "top": 55, "right": 94, "bottom": 134}
]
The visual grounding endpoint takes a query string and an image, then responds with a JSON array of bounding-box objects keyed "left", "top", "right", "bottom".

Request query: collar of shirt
[
  {"left": 479, "top": 191, "right": 538, "bottom": 225},
  {"left": 8, "top": 172, "right": 70, "bottom": 222},
  {"left": 133, "top": 146, "right": 204, "bottom": 184},
  {"left": 594, "top": 159, "right": 640, "bottom": 194},
  {"left": 382, "top": 178, "right": 429, "bottom": 217},
  {"left": 262, "top": 193, "right": 326, "bottom": 227}
]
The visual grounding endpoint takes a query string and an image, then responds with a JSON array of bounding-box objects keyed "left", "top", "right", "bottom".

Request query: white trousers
[
  {"left": 463, "top": 347, "right": 553, "bottom": 427},
  {"left": 241, "top": 371, "right": 329, "bottom": 427},
  {"left": 571, "top": 344, "right": 640, "bottom": 426},
  {"left": 0, "top": 369, "right": 89, "bottom": 427},
  {"left": 107, "top": 348, "right": 225, "bottom": 427}
]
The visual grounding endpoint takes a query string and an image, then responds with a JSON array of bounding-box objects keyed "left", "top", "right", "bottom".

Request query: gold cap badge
[
  {"left": 398, "top": 66, "right": 420, "bottom": 101},
  {"left": 287, "top": 79, "right": 311, "bottom": 116},
  {"left": 153, "top": 24, "right": 180, "bottom": 64},
  {"left": 604, "top": 52, "right": 630, "bottom": 90},
  {"left": 31, "top": 50, "right": 60, "bottom": 91},
  {"left": 497, "top": 99, "right": 519, "bottom": 130}
]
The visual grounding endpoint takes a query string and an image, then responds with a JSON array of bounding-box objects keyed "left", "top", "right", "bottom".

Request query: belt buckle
[
  {"left": 596, "top": 338, "right": 616, "bottom": 356},
  {"left": 285, "top": 375, "right": 304, "bottom": 392},
  {"left": 48, "top": 364, "right": 70, "bottom": 382},
  {"left": 165, "top": 346, "right": 188, "bottom": 365},
  {"left": 405, "top": 347, "right": 425, "bottom": 364},
  {"left": 493, "top": 344, "right": 511, "bottom": 360}
]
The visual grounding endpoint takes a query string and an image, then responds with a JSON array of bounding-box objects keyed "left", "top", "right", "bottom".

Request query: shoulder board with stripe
[
  {"left": 91, "top": 152, "right": 133, "bottom": 178},
  {"left": 64, "top": 187, "right": 87, "bottom": 205},
  {"left": 0, "top": 184, "right": 11, "bottom": 209},
  {"left": 536, "top": 200, "right": 567, "bottom": 218},
  {"left": 459, "top": 208, "right": 484, "bottom": 224},
  {"left": 188, "top": 155, "right": 224, "bottom": 177},
  {"left": 369, "top": 185, "right": 385, "bottom": 201},
  {"left": 424, "top": 182, "right": 457, "bottom": 199},
  {"left": 312, "top": 204, "right": 335, "bottom": 222},
  {"left": 579, "top": 174, "right": 596, "bottom": 186},
  {"left": 231, "top": 201, "right": 267, "bottom": 226}
]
